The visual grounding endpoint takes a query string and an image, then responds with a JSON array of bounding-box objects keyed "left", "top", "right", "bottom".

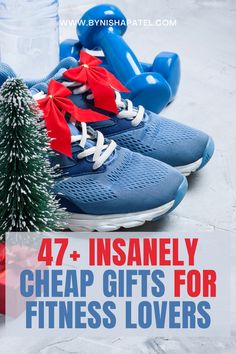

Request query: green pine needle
[{"left": 0, "top": 78, "right": 67, "bottom": 240}]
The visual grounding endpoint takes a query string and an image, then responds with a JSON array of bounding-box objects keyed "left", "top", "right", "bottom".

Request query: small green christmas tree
[{"left": 0, "top": 78, "right": 65, "bottom": 239}]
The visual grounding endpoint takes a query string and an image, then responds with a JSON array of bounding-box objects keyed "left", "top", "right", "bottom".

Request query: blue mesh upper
[
  {"left": 54, "top": 146, "right": 184, "bottom": 215},
  {"left": 53, "top": 124, "right": 184, "bottom": 215},
  {"left": 106, "top": 112, "right": 209, "bottom": 166}
]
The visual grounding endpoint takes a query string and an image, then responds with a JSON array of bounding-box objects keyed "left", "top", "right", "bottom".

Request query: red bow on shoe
[
  {"left": 63, "top": 51, "right": 129, "bottom": 114},
  {"left": 37, "top": 80, "right": 108, "bottom": 157}
]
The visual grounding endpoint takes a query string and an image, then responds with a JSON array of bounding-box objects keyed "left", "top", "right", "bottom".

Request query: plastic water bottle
[{"left": 0, "top": 0, "right": 59, "bottom": 80}]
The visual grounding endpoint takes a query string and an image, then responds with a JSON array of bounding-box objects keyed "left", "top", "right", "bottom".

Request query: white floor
[{"left": 1, "top": 0, "right": 236, "bottom": 352}]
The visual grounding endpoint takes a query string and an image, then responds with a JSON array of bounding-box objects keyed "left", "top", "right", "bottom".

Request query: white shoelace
[
  {"left": 33, "top": 92, "right": 117, "bottom": 170},
  {"left": 115, "top": 91, "right": 145, "bottom": 127},
  {"left": 63, "top": 81, "right": 145, "bottom": 127},
  {"left": 71, "top": 122, "right": 116, "bottom": 170}
]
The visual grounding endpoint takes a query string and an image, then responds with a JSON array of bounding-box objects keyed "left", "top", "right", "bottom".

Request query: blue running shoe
[
  {"left": 50, "top": 122, "right": 187, "bottom": 231},
  {"left": 31, "top": 88, "right": 187, "bottom": 231}
]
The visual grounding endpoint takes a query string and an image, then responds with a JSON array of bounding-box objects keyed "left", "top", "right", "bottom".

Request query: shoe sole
[
  {"left": 67, "top": 177, "right": 188, "bottom": 232},
  {"left": 176, "top": 137, "right": 214, "bottom": 176}
]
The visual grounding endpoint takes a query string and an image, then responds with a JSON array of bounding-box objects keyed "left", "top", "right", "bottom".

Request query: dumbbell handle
[{"left": 97, "top": 30, "right": 144, "bottom": 84}]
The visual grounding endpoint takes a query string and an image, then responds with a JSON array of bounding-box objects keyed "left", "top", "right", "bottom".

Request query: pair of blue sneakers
[{"left": 0, "top": 57, "right": 214, "bottom": 231}]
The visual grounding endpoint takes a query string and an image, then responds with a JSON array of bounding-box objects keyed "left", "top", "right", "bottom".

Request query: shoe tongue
[
  {"left": 68, "top": 122, "right": 80, "bottom": 136},
  {"left": 68, "top": 122, "right": 96, "bottom": 150},
  {"left": 68, "top": 122, "right": 116, "bottom": 165}
]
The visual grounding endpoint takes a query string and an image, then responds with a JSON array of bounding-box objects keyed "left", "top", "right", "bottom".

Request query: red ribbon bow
[
  {"left": 63, "top": 51, "right": 129, "bottom": 114},
  {"left": 37, "top": 80, "right": 108, "bottom": 157}
]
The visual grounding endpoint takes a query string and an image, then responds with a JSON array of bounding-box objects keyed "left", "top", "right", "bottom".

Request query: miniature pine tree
[{"left": 0, "top": 78, "right": 65, "bottom": 238}]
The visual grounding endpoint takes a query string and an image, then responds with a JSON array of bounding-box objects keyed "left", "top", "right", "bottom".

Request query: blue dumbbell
[
  {"left": 100, "top": 51, "right": 180, "bottom": 102},
  {"left": 60, "top": 39, "right": 180, "bottom": 104},
  {"left": 76, "top": 4, "right": 173, "bottom": 113},
  {"left": 60, "top": 39, "right": 83, "bottom": 61}
]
